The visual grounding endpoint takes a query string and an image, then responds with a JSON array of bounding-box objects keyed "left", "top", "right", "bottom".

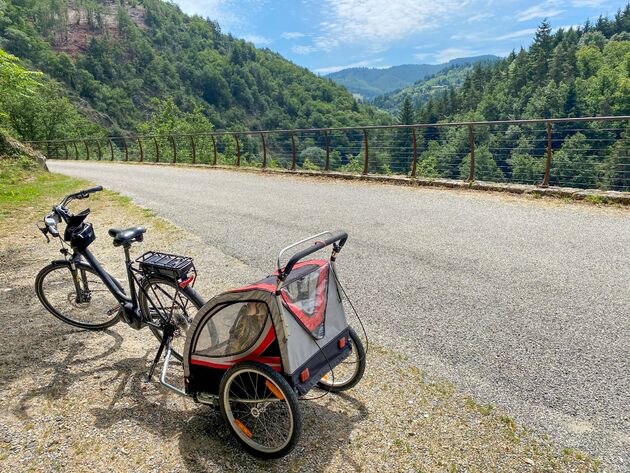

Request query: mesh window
[
  {"left": 281, "top": 263, "right": 329, "bottom": 339},
  {"left": 194, "top": 302, "right": 269, "bottom": 357}
]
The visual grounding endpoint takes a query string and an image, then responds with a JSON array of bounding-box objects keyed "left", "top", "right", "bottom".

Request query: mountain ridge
[{"left": 326, "top": 55, "right": 499, "bottom": 100}]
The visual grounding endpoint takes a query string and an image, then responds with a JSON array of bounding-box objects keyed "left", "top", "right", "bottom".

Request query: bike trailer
[{"left": 183, "top": 257, "right": 352, "bottom": 396}]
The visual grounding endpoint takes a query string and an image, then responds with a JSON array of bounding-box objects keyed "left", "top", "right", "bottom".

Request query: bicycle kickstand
[{"left": 146, "top": 330, "right": 173, "bottom": 383}]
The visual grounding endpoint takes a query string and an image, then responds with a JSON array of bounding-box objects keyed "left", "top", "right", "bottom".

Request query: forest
[
  {"left": 373, "top": 9, "right": 630, "bottom": 191},
  {"left": 0, "top": 0, "right": 628, "bottom": 190},
  {"left": 0, "top": 0, "right": 390, "bottom": 142}
]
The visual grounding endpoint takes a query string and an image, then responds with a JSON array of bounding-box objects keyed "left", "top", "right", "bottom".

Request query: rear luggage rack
[{"left": 137, "top": 251, "right": 195, "bottom": 282}]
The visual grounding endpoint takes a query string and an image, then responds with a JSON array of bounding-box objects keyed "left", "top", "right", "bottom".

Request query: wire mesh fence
[{"left": 28, "top": 116, "right": 630, "bottom": 192}]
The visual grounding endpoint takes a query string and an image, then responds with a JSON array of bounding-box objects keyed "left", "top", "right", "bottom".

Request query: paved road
[{"left": 50, "top": 161, "right": 630, "bottom": 469}]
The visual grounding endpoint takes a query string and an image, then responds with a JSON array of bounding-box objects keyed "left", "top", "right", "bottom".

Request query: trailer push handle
[{"left": 277, "top": 230, "right": 348, "bottom": 281}]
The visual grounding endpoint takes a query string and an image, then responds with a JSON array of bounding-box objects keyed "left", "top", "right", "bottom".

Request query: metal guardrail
[{"left": 26, "top": 116, "right": 630, "bottom": 192}]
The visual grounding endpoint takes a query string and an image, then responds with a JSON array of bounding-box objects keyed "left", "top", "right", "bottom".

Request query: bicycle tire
[
  {"left": 35, "top": 261, "right": 121, "bottom": 330},
  {"left": 316, "top": 327, "right": 366, "bottom": 392},
  {"left": 219, "top": 361, "right": 301, "bottom": 459},
  {"left": 139, "top": 275, "right": 204, "bottom": 361}
]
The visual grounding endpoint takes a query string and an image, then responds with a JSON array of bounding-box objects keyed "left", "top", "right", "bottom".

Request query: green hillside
[
  {"left": 327, "top": 56, "right": 498, "bottom": 100},
  {"left": 372, "top": 63, "right": 479, "bottom": 113},
  {"left": 405, "top": 11, "right": 630, "bottom": 190},
  {"left": 0, "top": 0, "right": 390, "bottom": 143}
]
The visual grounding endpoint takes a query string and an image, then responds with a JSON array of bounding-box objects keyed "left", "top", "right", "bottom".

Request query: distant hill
[
  {"left": 327, "top": 56, "right": 499, "bottom": 100},
  {"left": 372, "top": 62, "right": 486, "bottom": 113}
]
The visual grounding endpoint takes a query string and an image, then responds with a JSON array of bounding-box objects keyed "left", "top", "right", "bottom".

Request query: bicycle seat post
[{"left": 123, "top": 243, "right": 138, "bottom": 309}]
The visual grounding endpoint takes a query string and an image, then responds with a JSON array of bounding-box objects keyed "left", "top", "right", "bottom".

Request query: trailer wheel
[
  {"left": 219, "top": 361, "right": 301, "bottom": 459},
  {"left": 317, "top": 327, "right": 366, "bottom": 392}
]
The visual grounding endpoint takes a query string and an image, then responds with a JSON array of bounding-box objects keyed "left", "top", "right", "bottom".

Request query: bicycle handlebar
[
  {"left": 41, "top": 186, "right": 103, "bottom": 240},
  {"left": 61, "top": 186, "right": 103, "bottom": 206},
  {"left": 277, "top": 230, "right": 348, "bottom": 281}
]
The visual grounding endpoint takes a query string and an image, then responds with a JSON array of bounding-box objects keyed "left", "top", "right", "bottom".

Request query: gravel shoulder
[
  {"left": 48, "top": 161, "right": 630, "bottom": 471},
  {"left": 0, "top": 172, "right": 601, "bottom": 472}
]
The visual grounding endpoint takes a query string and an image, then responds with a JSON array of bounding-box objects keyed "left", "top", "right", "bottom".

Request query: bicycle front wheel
[{"left": 35, "top": 261, "right": 121, "bottom": 330}]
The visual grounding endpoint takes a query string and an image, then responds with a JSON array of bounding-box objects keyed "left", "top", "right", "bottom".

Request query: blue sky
[{"left": 172, "top": 0, "right": 627, "bottom": 73}]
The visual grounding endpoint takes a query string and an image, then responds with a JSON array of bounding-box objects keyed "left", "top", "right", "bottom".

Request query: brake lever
[{"left": 37, "top": 223, "right": 51, "bottom": 243}]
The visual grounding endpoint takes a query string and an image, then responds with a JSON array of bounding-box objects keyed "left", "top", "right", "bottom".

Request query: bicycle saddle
[{"left": 108, "top": 226, "right": 146, "bottom": 247}]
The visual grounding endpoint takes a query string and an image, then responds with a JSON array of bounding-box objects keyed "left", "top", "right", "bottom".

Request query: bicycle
[{"left": 35, "top": 185, "right": 204, "bottom": 378}]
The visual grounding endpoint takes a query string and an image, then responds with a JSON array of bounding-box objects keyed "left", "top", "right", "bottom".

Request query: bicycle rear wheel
[
  {"left": 35, "top": 261, "right": 121, "bottom": 330},
  {"left": 139, "top": 276, "right": 204, "bottom": 361}
]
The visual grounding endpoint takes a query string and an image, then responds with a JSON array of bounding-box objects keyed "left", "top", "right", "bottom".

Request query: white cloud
[
  {"left": 516, "top": 3, "right": 564, "bottom": 22},
  {"left": 174, "top": 0, "right": 227, "bottom": 17},
  {"left": 466, "top": 12, "right": 494, "bottom": 23},
  {"left": 314, "top": 58, "right": 384, "bottom": 74},
  {"left": 433, "top": 47, "right": 479, "bottom": 63},
  {"left": 242, "top": 34, "right": 272, "bottom": 45},
  {"left": 291, "top": 45, "right": 317, "bottom": 55},
  {"left": 451, "top": 32, "right": 482, "bottom": 41},
  {"left": 313, "top": 0, "right": 470, "bottom": 52},
  {"left": 173, "top": 0, "right": 267, "bottom": 31},
  {"left": 571, "top": 0, "right": 606, "bottom": 6},
  {"left": 413, "top": 52, "right": 431, "bottom": 61},
  {"left": 282, "top": 32, "right": 307, "bottom": 40},
  {"left": 494, "top": 28, "right": 537, "bottom": 40}
]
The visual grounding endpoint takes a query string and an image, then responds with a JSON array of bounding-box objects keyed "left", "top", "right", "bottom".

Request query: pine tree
[
  {"left": 528, "top": 19, "right": 553, "bottom": 82},
  {"left": 393, "top": 96, "right": 416, "bottom": 174},
  {"left": 398, "top": 96, "right": 415, "bottom": 126}
]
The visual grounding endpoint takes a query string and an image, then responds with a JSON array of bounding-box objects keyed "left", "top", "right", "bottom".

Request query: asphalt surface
[{"left": 49, "top": 161, "right": 630, "bottom": 469}]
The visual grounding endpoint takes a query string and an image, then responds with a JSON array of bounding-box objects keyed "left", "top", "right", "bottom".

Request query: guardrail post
[
  {"left": 260, "top": 133, "right": 267, "bottom": 168},
  {"left": 362, "top": 129, "right": 369, "bottom": 175},
  {"left": 467, "top": 125, "right": 475, "bottom": 182},
  {"left": 211, "top": 135, "right": 218, "bottom": 165},
  {"left": 169, "top": 136, "right": 176, "bottom": 163},
  {"left": 55, "top": 143, "right": 60, "bottom": 160},
  {"left": 153, "top": 137, "right": 160, "bottom": 162},
  {"left": 411, "top": 128, "right": 418, "bottom": 178},
  {"left": 108, "top": 139, "right": 115, "bottom": 161},
  {"left": 290, "top": 133, "right": 296, "bottom": 170},
  {"left": 122, "top": 138, "right": 128, "bottom": 162},
  {"left": 83, "top": 140, "right": 90, "bottom": 161},
  {"left": 234, "top": 134, "right": 241, "bottom": 167},
  {"left": 73, "top": 141, "right": 79, "bottom": 160},
  {"left": 96, "top": 140, "right": 102, "bottom": 161},
  {"left": 190, "top": 136, "right": 196, "bottom": 164},
  {"left": 540, "top": 122, "right": 552, "bottom": 188},
  {"left": 46, "top": 142, "right": 52, "bottom": 160},
  {"left": 324, "top": 130, "right": 330, "bottom": 172},
  {"left": 138, "top": 138, "right": 144, "bottom": 162},
  {"left": 64, "top": 142, "right": 69, "bottom": 160}
]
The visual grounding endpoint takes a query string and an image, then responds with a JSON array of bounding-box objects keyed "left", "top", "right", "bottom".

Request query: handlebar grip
[
  {"left": 83, "top": 186, "right": 103, "bottom": 194},
  {"left": 281, "top": 231, "right": 348, "bottom": 280}
]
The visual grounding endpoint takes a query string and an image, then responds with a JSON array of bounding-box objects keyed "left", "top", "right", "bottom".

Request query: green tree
[
  {"left": 393, "top": 96, "right": 415, "bottom": 173},
  {"left": 528, "top": 20, "right": 554, "bottom": 82},
  {"left": 299, "top": 146, "right": 326, "bottom": 169},
  {"left": 603, "top": 129, "right": 630, "bottom": 191},
  {"left": 550, "top": 133, "right": 597, "bottom": 187},
  {"left": 508, "top": 138, "right": 546, "bottom": 184},
  {"left": 459, "top": 145, "right": 504, "bottom": 181}
]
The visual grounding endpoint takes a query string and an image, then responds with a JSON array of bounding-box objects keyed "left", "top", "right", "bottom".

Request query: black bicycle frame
[{"left": 78, "top": 246, "right": 139, "bottom": 310}]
